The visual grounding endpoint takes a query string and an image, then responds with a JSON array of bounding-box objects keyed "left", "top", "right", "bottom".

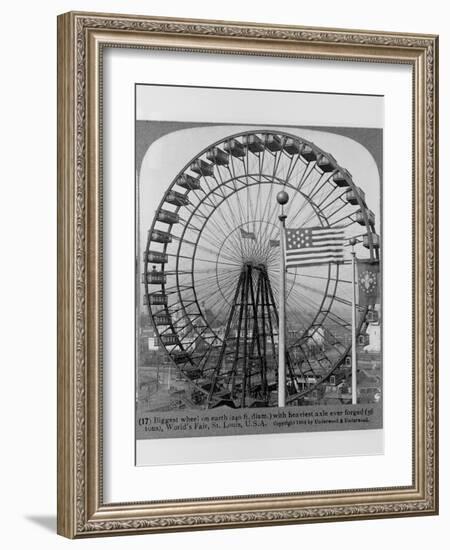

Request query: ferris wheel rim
[{"left": 143, "top": 128, "right": 381, "bottom": 404}]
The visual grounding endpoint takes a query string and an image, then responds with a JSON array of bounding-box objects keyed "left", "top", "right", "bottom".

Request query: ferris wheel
[{"left": 143, "top": 130, "right": 380, "bottom": 409}]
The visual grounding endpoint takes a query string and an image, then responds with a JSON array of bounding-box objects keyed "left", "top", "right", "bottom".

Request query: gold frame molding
[{"left": 57, "top": 11, "right": 439, "bottom": 539}]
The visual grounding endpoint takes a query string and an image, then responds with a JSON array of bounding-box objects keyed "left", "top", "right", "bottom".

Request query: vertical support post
[
  {"left": 351, "top": 245, "right": 358, "bottom": 405},
  {"left": 208, "top": 270, "right": 244, "bottom": 406},
  {"left": 241, "top": 265, "right": 250, "bottom": 408},
  {"left": 276, "top": 191, "right": 289, "bottom": 408}
]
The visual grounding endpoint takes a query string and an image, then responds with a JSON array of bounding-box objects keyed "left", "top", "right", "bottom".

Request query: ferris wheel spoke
[
  {"left": 287, "top": 157, "right": 309, "bottom": 191},
  {"left": 319, "top": 189, "right": 349, "bottom": 214},
  {"left": 197, "top": 274, "right": 240, "bottom": 301},
  {"left": 200, "top": 299, "right": 231, "bottom": 326},
  {"left": 285, "top": 293, "right": 323, "bottom": 320},
  {"left": 225, "top": 160, "right": 243, "bottom": 191},
  {"left": 273, "top": 264, "right": 330, "bottom": 285},
  {"left": 205, "top": 271, "right": 242, "bottom": 297},
  {"left": 224, "top": 148, "right": 240, "bottom": 180},
  {"left": 258, "top": 189, "right": 283, "bottom": 242},
  {"left": 207, "top": 172, "right": 229, "bottom": 202},
  {"left": 322, "top": 327, "right": 349, "bottom": 350},
  {"left": 304, "top": 172, "right": 331, "bottom": 202},
  {"left": 321, "top": 202, "right": 350, "bottom": 225},
  {"left": 194, "top": 192, "right": 220, "bottom": 211},
  {"left": 242, "top": 150, "right": 250, "bottom": 211},
  {"left": 194, "top": 256, "right": 242, "bottom": 267},
  {"left": 223, "top": 163, "right": 238, "bottom": 189},
  {"left": 271, "top": 284, "right": 320, "bottom": 318},
  {"left": 326, "top": 308, "right": 351, "bottom": 328},
  {"left": 215, "top": 272, "right": 242, "bottom": 292},
  {"left": 200, "top": 293, "right": 230, "bottom": 315},
  {"left": 202, "top": 300, "right": 234, "bottom": 333},
  {"left": 213, "top": 168, "right": 236, "bottom": 206},
  {"left": 199, "top": 189, "right": 250, "bottom": 250},
  {"left": 194, "top": 279, "right": 235, "bottom": 300},
  {"left": 202, "top": 243, "right": 242, "bottom": 265},
  {"left": 181, "top": 201, "right": 213, "bottom": 222},
  {"left": 284, "top": 154, "right": 303, "bottom": 184},
  {"left": 200, "top": 268, "right": 241, "bottom": 295},
  {"left": 177, "top": 218, "right": 203, "bottom": 234},
  {"left": 293, "top": 161, "right": 316, "bottom": 192},
  {"left": 190, "top": 232, "right": 227, "bottom": 257},
  {"left": 282, "top": 275, "right": 329, "bottom": 299},
  {"left": 202, "top": 221, "right": 239, "bottom": 251},
  {"left": 291, "top": 358, "right": 314, "bottom": 381},
  {"left": 311, "top": 179, "right": 339, "bottom": 207},
  {"left": 188, "top": 265, "right": 220, "bottom": 276},
  {"left": 211, "top": 182, "right": 253, "bottom": 243},
  {"left": 149, "top": 282, "right": 192, "bottom": 295},
  {"left": 328, "top": 212, "right": 356, "bottom": 227},
  {"left": 157, "top": 309, "right": 200, "bottom": 335},
  {"left": 307, "top": 324, "right": 346, "bottom": 348},
  {"left": 296, "top": 348, "right": 322, "bottom": 379},
  {"left": 285, "top": 298, "right": 324, "bottom": 326},
  {"left": 232, "top": 188, "right": 255, "bottom": 231},
  {"left": 257, "top": 146, "right": 267, "bottom": 183},
  {"left": 289, "top": 280, "right": 330, "bottom": 300},
  {"left": 255, "top": 173, "right": 289, "bottom": 224},
  {"left": 331, "top": 294, "right": 365, "bottom": 313},
  {"left": 243, "top": 151, "right": 251, "bottom": 224},
  {"left": 243, "top": 158, "right": 257, "bottom": 223},
  {"left": 260, "top": 207, "right": 280, "bottom": 245},
  {"left": 279, "top": 152, "right": 293, "bottom": 182},
  {"left": 197, "top": 172, "right": 218, "bottom": 196},
  {"left": 272, "top": 148, "right": 285, "bottom": 181},
  {"left": 285, "top": 304, "right": 316, "bottom": 328},
  {"left": 178, "top": 326, "right": 214, "bottom": 355},
  {"left": 315, "top": 184, "right": 344, "bottom": 211},
  {"left": 183, "top": 204, "right": 230, "bottom": 242},
  {"left": 301, "top": 206, "right": 328, "bottom": 228},
  {"left": 194, "top": 269, "right": 235, "bottom": 288},
  {"left": 183, "top": 179, "right": 218, "bottom": 210},
  {"left": 182, "top": 170, "right": 229, "bottom": 217},
  {"left": 172, "top": 233, "right": 224, "bottom": 258},
  {"left": 287, "top": 183, "right": 324, "bottom": 227}
]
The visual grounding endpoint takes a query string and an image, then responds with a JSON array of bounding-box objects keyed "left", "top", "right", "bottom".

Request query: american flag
[{"left": 285, "top": 227, "right": 345, "bottom": 268}]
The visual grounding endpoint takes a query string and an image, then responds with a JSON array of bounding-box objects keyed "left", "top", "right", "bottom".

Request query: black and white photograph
[
  {"left": 135, "top": 84, "right": 383, "bottom": 451},
  {"left": 0, "top": 1, "right": 441, "bottom": 545}
]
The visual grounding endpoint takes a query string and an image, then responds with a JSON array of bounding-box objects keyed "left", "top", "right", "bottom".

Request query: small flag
[
  {"left": 269, "top": 239, "right": 280, "bottom": 247},
  {"left": 285, "top": 227, "right": 345, "bottom": 268},
  {"left": 240, "top": 228, "right": 256, "bottom": 240},
  {"left": 357, "top": 260, "right": 380, "bottom": 306}
]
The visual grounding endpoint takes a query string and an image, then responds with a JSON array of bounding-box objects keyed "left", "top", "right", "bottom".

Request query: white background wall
[{"left": 0, "top": 0, "right": 446, "bottom": 548}]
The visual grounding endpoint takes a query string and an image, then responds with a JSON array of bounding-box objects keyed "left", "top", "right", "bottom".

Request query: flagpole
[
  {"left": 276, "top": 191, "right": 289, "bottom": 408},
  {"left": 350, "top": 237, "right": 358, "bottom": 405}
]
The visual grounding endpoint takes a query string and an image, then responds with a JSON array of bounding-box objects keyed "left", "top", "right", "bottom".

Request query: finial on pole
[{"left": 276, "top": 190, "right": 289, "bottom": 206}]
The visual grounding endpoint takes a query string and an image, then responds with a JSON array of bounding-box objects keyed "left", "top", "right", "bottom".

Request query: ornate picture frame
[{"left": 57, "top": 11, "right": 438, "bottom": 538}]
